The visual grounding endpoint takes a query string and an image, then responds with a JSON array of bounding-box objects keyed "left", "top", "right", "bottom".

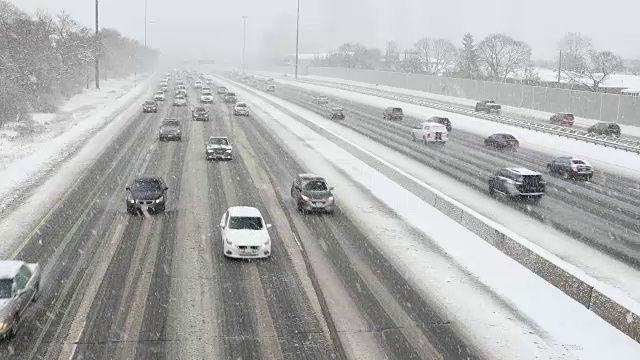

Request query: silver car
[{"left": 0, "top": 261, "right": 41, "bottom": 338}]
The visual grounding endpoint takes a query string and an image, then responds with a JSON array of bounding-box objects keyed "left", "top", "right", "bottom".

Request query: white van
[{"left": 411, "top": 122, "right": 448, "bottom": 144}]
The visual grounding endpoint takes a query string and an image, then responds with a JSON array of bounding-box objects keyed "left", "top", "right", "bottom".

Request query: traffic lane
[
  {"left": 210, "top": 94, "right": 336, "bottom": 359},
  {"left": 72, "top": 110, "right": 191, "bottom": 359},
  {"left": 0, "top": 100, "right": 173, "bottom": 358},
  {"left": 276, "top": 86, "right": 640, "bottom": 264},
  {"left": 299, "top": 77, "right": 640, "bottom": 143},
  {"left": 282, "top": 84, "right": 640, "bottom": 207},
  {"left": 159, "top": 104, "right": 223, "bottom": 359}
]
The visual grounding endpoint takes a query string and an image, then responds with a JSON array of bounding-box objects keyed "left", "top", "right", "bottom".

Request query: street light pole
[
  {"left": 95, "top": 0, "right": 100, "bottom": 90},
  {"left": 295, "top": 0, "right": 300, "bottom": 80},
  {"left": 242, "top": 16, "right": 248, "bottom": 74},
  {"left": 144, "top": 0, "right": 147, "bottom": 48}
]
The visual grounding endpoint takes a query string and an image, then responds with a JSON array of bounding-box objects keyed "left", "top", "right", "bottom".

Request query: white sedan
[
  {"left": 220, "top": 206, "right": 272, "bottom": 258},
  {"left": 0, "top": 261, "right": 41, "bottom": 338}
]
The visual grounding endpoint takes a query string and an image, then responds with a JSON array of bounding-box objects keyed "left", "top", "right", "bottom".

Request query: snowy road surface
[{"left": 0, "top": 71, "right": 638, "bottom": 359}]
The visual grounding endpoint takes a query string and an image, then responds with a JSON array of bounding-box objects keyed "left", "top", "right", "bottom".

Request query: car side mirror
[
  {"left": 330, "top": 187, "right": 335, "bottom": 191},
  {"left": 125, "top": 186, "right": 130, "bottom": 191},
  {"left": 266, "top": 224, "right": 273, "bottom": 229},
  {"left": 164, "top": 187, "right": 169, "bottom": 191}
]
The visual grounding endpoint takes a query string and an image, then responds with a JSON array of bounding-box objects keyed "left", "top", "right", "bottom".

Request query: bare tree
[
  {"left": 413, "top": 37, "right": 431, "bottom": 73},
  {"left": 566, "top": 51, "right": 623, "bottom": 91},
  {"left": 384, "top": 41, "right": 400, "bottom": 70},
  {"left": 431, "top": 38, "right": 457, "bottom": 76},
  {"left": 558, "top": 32, "right": 592, "bottom": 72},
  {"left": 477, "top": 33, "right": 531, "bottom": 81}
]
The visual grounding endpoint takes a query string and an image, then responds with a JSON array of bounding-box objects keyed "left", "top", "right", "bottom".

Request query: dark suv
[
  {"left": 383, "top": 107, "right": 403, "bottom": 121},
  {"left": 192, "top": 107, "right": 210, "bottom": 121},
  {"left": 484, "top": 133, "right": 519, "bottom": 150},
  {"left": 291, "top": 174, "right": 335, "bottom": 213},
  {"left": 488, "top": 168, "right": 546, "bottom": 202},
  {"left": 550, "top": 112, "right": 574, "bottom": 126},
  {"left": 426, "top": 116, "right": 452, "bottom": 132},
  {"left": 547, "top": 157, "right": 593, "bottom": 180},
  {"left": 587, "top": 122, "right": 621, "bottom": 137},
  {"left": 159, "top": 118, "right": 182, "bottom": 141},
  {"left": 142, "top": 100, "right": 158, "bottom": 113},
  {"left": 126, "top": 176, "right": 168, "bottom": 214}
]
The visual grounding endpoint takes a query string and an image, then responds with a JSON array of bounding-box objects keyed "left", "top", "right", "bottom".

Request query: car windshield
[
  {"left": 132, "top": 180, "right": 160, "bottom": 191},
  {"left": 303, "top": 180, "right": 328, "bottom": 191},
  {"left": 392, "top": 108, "right": 402, "bottom": 113},
  {"left": 162, "top": 120, "right": 180, "bottom": 127},
  {"left": 226, "top": 93, "right": 236, "bottom": 97},
  {"left": 209, "top": 138, "right": 229, "bottom": 145},
  {"left": 144, "top": 101, "right": 155, "bottom": 105},
  {"left": 236, "top": 103, "right": 247, "bottom": 108},
  {"left": 228, "top": 216, "right": 263, "bottom": 230},
  {"left": 572, "top": 159, "right": 587, "bottom": 165},
  {"left": 155, "top": 91, "right": 163, "bottom": 94},
  {"left": 194, "top": 108, "right": 207, "bottom": 113},
  {"left": 175, "top": 95, "right": 184, "bottom": 100}
]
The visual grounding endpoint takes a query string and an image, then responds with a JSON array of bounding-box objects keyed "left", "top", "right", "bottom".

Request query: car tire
[
  {"left": 488, "top": 185, "right": 495, "bottom": 195},
  {"left": 8, "top": 313, "right": 19, "bottom": 338},
  {"left": 423, "top": 136, "right": 427, "bottom": 144},
  {"left": 411, "top": 133, "right": 417, "bottom": 142}
]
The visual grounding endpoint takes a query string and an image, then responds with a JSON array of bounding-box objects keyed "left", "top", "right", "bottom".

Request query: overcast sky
[{"left": 9, "top": 0, "right": 640, "bottom": 64}]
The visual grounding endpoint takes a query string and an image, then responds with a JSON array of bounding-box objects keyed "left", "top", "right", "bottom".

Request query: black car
[
  {"left": 383, "top": 107, "right": 403, "bottom": 121},
  {"left": 142, "top": 100, "right": 158, "bottom": 113},
  {"left": 484, "top": 133, "right": 519, "bottom": 150},
  {"left": 291, "top": 174, "right": 335, "bottom": 213},
  {"left": 328, "top": 107, "right": 345, "bottom": 120},
  {"left": 126, "top": 176, "right": 168, "bottom": 214},
  {"left": 547, "top": 157, "right": 593, "bottom": 180},
  {"left": 192, "top": 107, "right": 210, "bottom": 121},
  {"left": 488, "top": 168, "right": 546, "bottom": 202},
  {"left": 427, "top": 116, "right": 452, "bottom": 132},
  {"left": 159, "top": 118, "right": 182, "bottom": 141},
  {"left": 587, "top": 122, "right": 621, "bottom": 137},
  {"left": 224, "top": 92, "right": 237, "bottom": 103}
]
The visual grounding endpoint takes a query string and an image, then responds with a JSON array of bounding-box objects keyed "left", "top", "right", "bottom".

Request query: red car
[{"left": 550, "top": 112, "right": 575, "bottom": 126}]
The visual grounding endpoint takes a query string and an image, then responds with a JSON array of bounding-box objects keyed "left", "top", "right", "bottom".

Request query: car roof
[
  {"left": 134, "top": 176, "right": 163, "bottom": 182},
  {"left": 298, "top": 173, "right": 326, "bottom": 181},
  {"left": 422, "top": 122, "right": 447, "bottom": 128},
  {"left": 209, "top": 136, "right": 228, "bottom": 140},
  {"left": 162, "top": 118, "right": 180, "bottom": 122},
  {"left": 235, "top": 102, "right": 247, "bottom": 105},
  {"left": 506, "top": 167, "right": 540, "bottom": 176},
  {"left": 0, "top": 261, "right": 25, "bottom": 280},
  {"left": 331, "top": 107, "right": 343, "bottom": 111},
  {"left": 228, "top": 206, "right": 262, "bottom": 217}
]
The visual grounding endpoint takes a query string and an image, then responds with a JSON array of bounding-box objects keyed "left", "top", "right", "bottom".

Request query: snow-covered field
[
  {"left": 0, "top": 74, "right": 150, "bottom": 213},
  {"left": 279, "top": 77, "right": 640, "bottom": 181},
  {"left": 215, "top": 75, "right": 640, "bottom": 359}
]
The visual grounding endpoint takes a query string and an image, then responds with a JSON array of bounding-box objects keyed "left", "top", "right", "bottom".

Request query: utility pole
[
  {"left": 242, "top": 16, "right": 248, "bottom": 74},
  {"left": 144, "top": 0, "right": 147, "bottom": 48},
  {"left": 557, "top": 50, "right": 562, "bottom": 84},
  {"left": 294, "top": 0, "right": 300, "bottom": 80},
  {"left": 95, "top": 0, "right": 100, "bottom": 90}
]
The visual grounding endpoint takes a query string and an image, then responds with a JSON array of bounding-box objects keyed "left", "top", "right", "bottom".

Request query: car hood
[
  {"left": 301, "top": 190, "right": 332, "bottom": 200},
  {"left": 161, "top": 126, "right": 180, "bottom": 132},
  {"left": 225, "top": 229, "right": 269, "bottom": 246},
  {"left": 207, "top": 144, "right": 231, "bottom": 150},
  {"left": 235, "top": 107, "right": 248, "bottom": 111},
  {"left": 130, "top": 190, "right": 163, "bottom": 200}
]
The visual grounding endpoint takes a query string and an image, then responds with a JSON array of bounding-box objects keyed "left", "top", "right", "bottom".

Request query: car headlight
[
  {"left": 128, "top": 198, "right": 135, "bottom": 204},
  {"left": 155, "top": 196, "right": 164, "bottom": 203},
  {"left": 327, "top": 196, "right": 335, "bottom": 202},
  {"left": 225, "top": 149, "right": 231, "bottom": 153},
  {"left": 0, "top": 321, "right": 8, "bottom": 331},
  {"left": 301, "top": 195, "right": 309, "bottom": 201},
  {"left": 263, "top": 238, "right": 270, "bottom": 246},
  {"left": 225, "top": 238, "right": 233, "bottom": 246},
  {"left": 160, "top": 130, "right": 165, "bottom": 134},
  {"left": 176, "top": 130, "right": 181, "bottom": 133}
]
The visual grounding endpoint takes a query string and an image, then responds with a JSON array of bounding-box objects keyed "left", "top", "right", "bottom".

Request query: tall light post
[
  {"left": 144, "top": 0, "right": 148, "bottom": 48},
  {"left": 95, "top": 0, "right": 100, "bottom": 89},
  {"left": 242, "top": 16, "right": 248, "bottom": 74},
  {"left": 294, "top": 0, "right": 300, "bottom": 80}
]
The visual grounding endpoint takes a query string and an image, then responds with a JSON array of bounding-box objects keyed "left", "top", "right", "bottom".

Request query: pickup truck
[{"left": 475, "top": 100, "right": 502, "bottom": 114}]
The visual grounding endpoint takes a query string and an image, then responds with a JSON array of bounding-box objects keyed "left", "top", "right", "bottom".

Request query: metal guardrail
[{"left": 299, "top": 79, "right": 640, "bottom": 155}]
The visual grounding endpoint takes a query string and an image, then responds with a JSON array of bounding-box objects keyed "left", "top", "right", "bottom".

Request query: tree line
[
  {"left": 310, "top": 32, "right": 624, "bottom": 92},
  {"left": 0, "top": 1, "right": 157, "bottom": 125}
]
